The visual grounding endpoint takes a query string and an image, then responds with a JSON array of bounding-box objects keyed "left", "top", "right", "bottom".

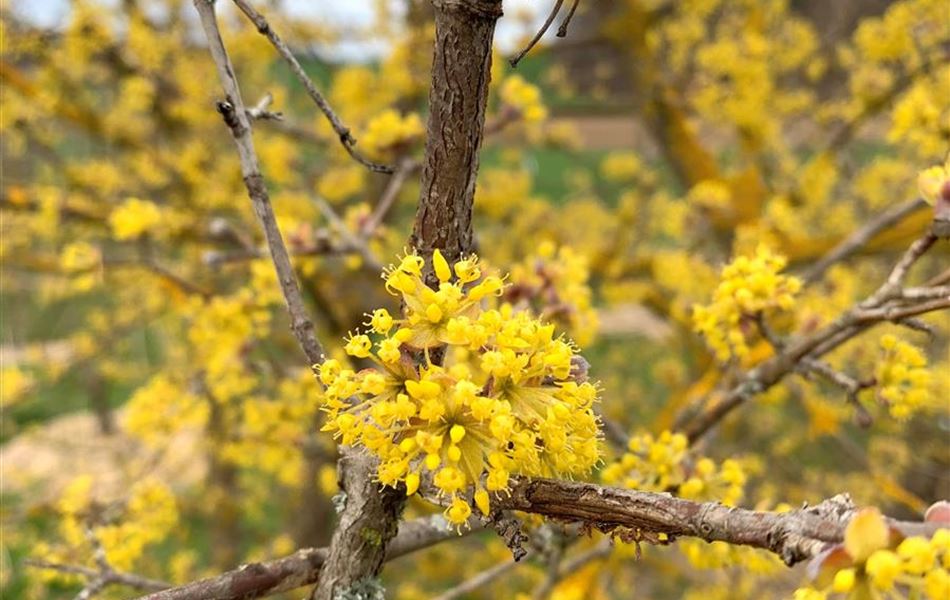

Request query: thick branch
[
  {"left": 309, "top": 451, "right": 405, "bottom": 600},
  {"left": 496, "top": 478, "right": 945, "bottom": 566},
  {"left": 409, "top": 0, "right": 503, "bottom": 265},
  {"left": 134, "top": 514, "right": 482, "bottom": 600},
  {"left": 193, "top": 0, "right": 325, "bottom": 366}
]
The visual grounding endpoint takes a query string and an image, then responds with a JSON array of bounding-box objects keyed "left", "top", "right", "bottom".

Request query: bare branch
[
  {"left": 533, "top": 539, "right": 612, "bottom": 600},
  {"left": 360, "top": 157, "right": 420, "bottom": 238},
  {"left": 510, "top": 0, "right": 564, "bottom": 67},
  {"left": 312, "top": 196, "right": 383, "bottom": 273},
  {"left": 802, "top": 198, "right": 927, "bottom": 284},
  {"left": 495, "top": 478, "right": 945, "bottom": 566},
  {"left": 25, "top": 558, "right": 170, "bottom": 593},
  {"left": 246, "top": 92, "right": 283, "bottom": 121},
  {"left": 410, "top": 0, "right": 503, "bottom": 267},
  {"left": 432, "top": 557, "right": 522, "bottom": 600},
  {"left": 193, "top": 0, "right": 325, "bottom": 366},
  {"left": 228, "top": 0, "right": 395, "bottom": 173},
  {"left": 800, "top": 358, "right": 874, "bottom": 427},
  {"left": 133, "top": 514, "right": 482, "bottom": 600},
  {"left": 862, "top": 231, "right": 938, "bottom": 307},
  {"left": 103, "top": 256, "right": 212, "bottom": 298},
  {"left": 556, "top": 0, "right": 582, "bottom": 38}
]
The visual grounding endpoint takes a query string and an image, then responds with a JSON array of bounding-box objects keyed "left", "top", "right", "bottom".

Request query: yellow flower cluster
[
  {"left": 108, "top": 197, "right": 163, "bottom": 241},
  {"left": 59, "top": 241, "right": 102, "bottom": 291},
  {"left": 124, "top": 374, "right": 209, "bottom": 446},
  {"left": 873, "top": 334, "right": 932, "bottom": 420},
  {"left": 36, "top": 475, "right": 178, "bottom": 575},
  {"left": 795, "top": 508, "right": 949, "bottom": 599},
  {"left": 687, "top": 179, "right": 733, "bottom": 212},
  {"left": 499, "top": 75, "right": 548, "bottom": 123},
  {"left": 360, "top": 109, "right": 424, "bottom": 159},
  {"left": 600, "top": 151, "right": 642, "bottom": 183},
  {"left": 316, "top": 164, "right": 366, "bottom": 203},
  {"left": 601, "top": 430, "right": 746, "bottom": 507},
  {"left": 692, "top": 245, "right": 801, "bottom": 362},
  {"left": 506, "top": 242, "right": 599, "bottom": 347},
  {"left": 319, "top": 250, "right": 601, "bottom": 526}
]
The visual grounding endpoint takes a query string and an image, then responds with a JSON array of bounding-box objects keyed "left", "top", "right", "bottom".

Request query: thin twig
[
  {"left": 103, "top": 257, "right": 212, "bottom": 298},
  {"left": 509, "top": 0, "right": 564, "bottom": 67},
  {"left": 923, "top": 268, "right": 950, "bottom": 288},
  {"left": 861, "top": 231, "right": 938, "bottom": 307},
  {"left": 193, "top": 0, "right": 325, "bottom": 366},
  {"left": 313, "top": 196, "right": 383, "bottom": 273},
  {"left": 229, "top": 0, "right": 395, "bottom": 173},
  {"left": 360, "top": 157, "right": 420, "bottom": 237},
  {"left": 432, "top": 557, "right": 522, "bottom": 600},
  {"left": 25, "top": 558, "right": 169, "bottom": 593},
  {"left": 245, "top": 92, "right": 283, "bottom": 121},
  {"left": 800, "top": 358, "right": 874, "bottom": 427},
  {"left": 802, "top": 198, "right": 928, "bottom": 284},
  {"left": 556, "top": 0, "right": 581, "bottom": 37},
  {"left": 898, "top": 285, "right": 950, "bottom": 300}
]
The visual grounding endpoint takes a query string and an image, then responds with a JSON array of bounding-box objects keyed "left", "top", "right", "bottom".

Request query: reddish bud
[{"left": 924, "top": 500, "right": 950, "bottom": 523}]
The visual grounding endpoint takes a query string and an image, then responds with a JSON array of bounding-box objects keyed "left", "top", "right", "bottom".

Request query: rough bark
[
  {"left": 309, "top": 451, "right": 405, "bottom": 600},
  {"left": 409, "top": 0, "right": 504, "bottom": 266},
  {"left": 496, "top": 477, "right": 945, "bottom": 566},
  {"left": 136, "top": 478, "right": 947, "bottom": 600},
  {"left": 134, "top": 515, "right": 483, "bottom": 600}
]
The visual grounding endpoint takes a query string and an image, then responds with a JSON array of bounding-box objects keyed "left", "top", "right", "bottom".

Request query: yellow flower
[
  {"left": 360, "top": 109, "right": 423, "bottom": 158},
  {"left": 918, "top": 164, "right": 947, "bottom": 205},
  {"left": 844, "top": 507, "right": 890, "bottom": 562},
  {"left": 865, "top": 549, "right": 901, "bottom": 590},
  {"left": 875, "top": 335, "right": 932, "bottom": 420},
  {"left": 316, "top": 165, "right": 366, "bottom": 203},
  {"left": 897, "top": 536, "right": 935, "bottom": 574},
  {"left": 109, "top": 197, "right": 163, "bottom": 240},
  {"left": 499, "top": 75, "right": 548, "bottom": 123},
  {"left": 832, "top": 568, "right": 856, "bottom": 593},
  {"left": 600, "top": 151, "right": 641, "bottom": 182}
]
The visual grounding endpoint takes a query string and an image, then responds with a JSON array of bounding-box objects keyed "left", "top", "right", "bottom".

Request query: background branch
[
  {"left": 193, "top": 0, "right": 325, "bottom": 366},
  {"left": 229, "top": 0, "right": 395, "bottom": 173}
]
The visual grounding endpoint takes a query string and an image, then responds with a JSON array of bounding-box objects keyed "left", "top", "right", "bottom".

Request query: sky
[{"left": 11, "top": 0, "right": 547, "bottom": 61}]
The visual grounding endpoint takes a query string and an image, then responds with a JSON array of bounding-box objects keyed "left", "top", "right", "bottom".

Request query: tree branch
[
  {"left": 681, "top": 233, "right": 947, "bottom": 442},
  {"left": 432, "top": 556, "right": 522, "bottom": 600},
  {"left": 133, "top": 514, "right": 483, "bottom": 600},
  {"left": 509, "top": 0, "right": 563, "bottom": 67},
  {"left": 409, "top": 0, "right": 503, "bottom": 267},
  {"left": 193, "top": 0, "right": 325, "bottom": 366},
  {"left": 24, "top": 559, "right": 169, "bottom": 594},
  {"left": 495, "top": 477, "right": 945, "bottom": 566},
  {"left": 229, "top": 0, "right": 395, "bottom": 173},
  {"left": 310, "top": 2, "right": 506, "bottom": 596},
  {"left": 801, "top": 198, "right": 928, "bottom": 284},
  {"left": 309, "top": 450, "right": 405, "bottom": 600}
]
